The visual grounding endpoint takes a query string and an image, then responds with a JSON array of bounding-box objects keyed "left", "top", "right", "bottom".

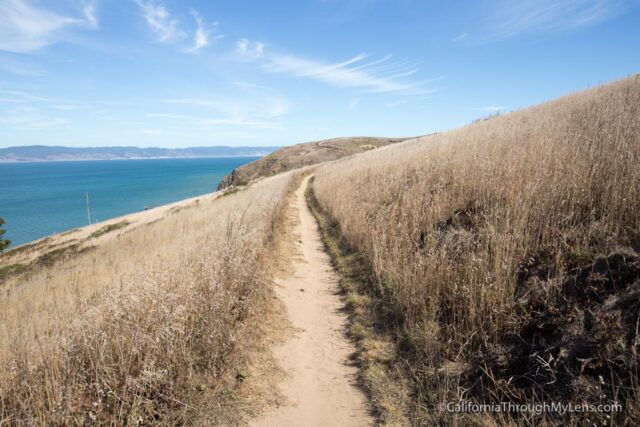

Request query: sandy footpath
[{"left": 251, "top": 176, "right": 372, "bottom": 427}]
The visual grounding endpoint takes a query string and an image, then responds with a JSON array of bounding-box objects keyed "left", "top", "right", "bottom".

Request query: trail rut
[{"left": 251, "top": 175, "right": 372, "bottom": 427}]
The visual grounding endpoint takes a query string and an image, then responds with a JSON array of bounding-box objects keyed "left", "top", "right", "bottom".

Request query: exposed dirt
[{"left": 250, "top": 176, "right": 373, "bottom": 427}]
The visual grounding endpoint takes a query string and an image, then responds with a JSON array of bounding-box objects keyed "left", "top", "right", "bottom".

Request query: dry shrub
[
  {"left": 312, "top": 75, "right": 640, "bottom": 425},
  {"left": 0, "top": 173, "right": 294, "bottom": 425}
]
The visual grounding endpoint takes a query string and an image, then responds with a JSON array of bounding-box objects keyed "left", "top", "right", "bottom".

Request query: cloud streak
[
  {"left": 0, "top": 90, "right": 88, "bottom": 123},
  {"left": 134, "top": 1, "right": 224, "bottom": 53},
  {"left": 190, "top": 11, "right": 209, "bottom": 51},
  {"left": 482, "top": 105, "right": 505, "bottom": 112},
  {"left": 0, "top": 0, "right": 98, "bottom": 53},
  {"left": 0, "top": 59, "right": 46, "bottom": 77},
  {"left": 147, "top": 113, "right": 281, "bottom": 129},
  {"left": 264, "top": 52, "right": 434, "bottom": 95},
  {"left": 486, "top": 0, "right": 629, "bottom": 41},
  {"left": 187, "top": 10, "right": 224, "bottom": 53},
  {"left": 82, "top": 1, "right": 99, "bottom": 29},
  {"left": 0, "top": 90, "right": 63, "bottom": 104},
  {"left": 452, "top": 33, "right": 468, "bottom": 42},
  {"left": 134, "top": 0, "right": 185, "bottom": 43},
  {"left": 235, "top": 38, "right": 265, "bottom": 60},
  {"left": 157, "top": 83, "right": 289, "bottom": 129},
  {"left": 0, "top": 105, "right": 71, "bottom": 130}
]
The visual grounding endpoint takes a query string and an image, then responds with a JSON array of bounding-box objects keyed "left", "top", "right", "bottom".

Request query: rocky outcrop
[{"left": 217, "top": 169, "right": 236, "bottom": 190}]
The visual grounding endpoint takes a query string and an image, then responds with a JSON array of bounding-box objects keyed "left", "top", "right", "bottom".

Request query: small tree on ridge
[{"left": 0, "top": 218, "right": 10, "bottom": 253}]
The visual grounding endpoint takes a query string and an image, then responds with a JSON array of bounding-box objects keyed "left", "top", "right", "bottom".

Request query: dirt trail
[{"left": 251, "top": 176, "right": 372, "bottom": 427}]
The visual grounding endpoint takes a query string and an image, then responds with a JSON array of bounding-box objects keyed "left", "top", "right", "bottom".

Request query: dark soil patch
[
  {"left": 0, "top": 263, "right": 25, "bottom": 281},
  {"left": 89, "top": 221, "right": 129, "bottom": 239},
  {"left": 471, "top": 250, "right": 640, "bottom": 423}
]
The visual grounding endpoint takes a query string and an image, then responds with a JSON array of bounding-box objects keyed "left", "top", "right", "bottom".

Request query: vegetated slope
[
  {"left": 0, "top": 172, "right": 297, "bottom": 425},
  {"left": 311, "top": 75, "right": 640, "bottom": 425},
  {"left": 217, "top": 136, "right": 409, "bottom": 190}
]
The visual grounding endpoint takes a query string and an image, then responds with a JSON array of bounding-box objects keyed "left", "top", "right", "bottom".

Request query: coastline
[
  {"left": 0, "top": 188, "right": 224, "bottom": 268},
  {"left": 0, "top": 157, "right": 258, "bottom": 247}
]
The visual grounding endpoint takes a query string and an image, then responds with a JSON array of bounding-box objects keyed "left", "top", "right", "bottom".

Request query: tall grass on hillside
[
  {"left": 0, "top": 173, "right": 294, "bottom": 425},
  {"left": 312, "top": 75, "right": 640, "bottom": 424}
]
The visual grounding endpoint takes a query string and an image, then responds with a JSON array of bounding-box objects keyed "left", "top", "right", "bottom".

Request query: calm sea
[{"left": 0, "top": 157, "right": 257, "bottom": 247}]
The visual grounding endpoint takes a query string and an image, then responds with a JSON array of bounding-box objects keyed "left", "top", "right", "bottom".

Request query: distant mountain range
[{"left": 0, "top": 145, "right": 280, "bottom": 162}]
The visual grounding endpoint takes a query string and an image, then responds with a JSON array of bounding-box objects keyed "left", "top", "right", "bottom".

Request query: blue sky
[{"left": 0, "top": 0, "right": 639, "bottom": 148}]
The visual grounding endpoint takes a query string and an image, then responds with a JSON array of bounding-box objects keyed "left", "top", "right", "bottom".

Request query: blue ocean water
[{"left": 0, "top": 157, "right": 257, "bottom": 247}]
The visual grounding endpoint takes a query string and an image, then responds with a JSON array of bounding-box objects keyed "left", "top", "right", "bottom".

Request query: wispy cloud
[
  {"left": 134, "top": 0, "right": 185, "bottom": 43},
  {"left": 167, "top": 82, "right": 288, "bottom": 117},
  {"left": 82, "top": 1, "right": 99, "bottom": 29},
  {"left": 452, "top": 33, "right": 468, "bottom": 42},
  {"left": 147, "top": 113, "right": 281, "bottom": 129},
  {"left": 348, "top": 98, "right": 360, "bottom": 110},
  {"left": 187, "top": 9, "right": 224, "bottom": 53},
  {"left": 385, "top": 99, "right": 408, "bottom": 108},
  {"left": 264, "top": 53, "right": 434, "bottom": 95},
  {"left": 134, "top": 2, "right": 223, "bottom": 52},
  {"left": 0, "top": 90, "right": 60, "bottom": 104},
  {"left": 190, "top": 11, "right": 209, "bottom": 51},
  {"left": 0, "top": 89, "right": 90, "bottom": 129},
  {"left": 0, "top": 59, "right": 46, "bottom": 77},
  {"left": 482, "top": 105, "right": 505, "bottom": 112},
  {"left": 486, "top": 0, "right": 629, "bottom": 41},
  {"left": 0, "top": 89, "right": 87, "bottom": 112},
  {"left": 0, "top": 106, "right": 71, "bottom": 129},
  {"left": 0, "top": 0, "right": 98, "bottom": 53},
  {"left": 157, "top": 83, "right": 289, "bottom": 129},
  {"left": 141, "top": 129, "right": 163, "bottom": 135},
  {"left": 235, "top": 38, "right": 265, "bottom": 60},
  {"left": 163, "top": 96, "right": 287, "bottom": 119},
  {"left": 52, "top": 104, "right": 87, "bottom": 111}
]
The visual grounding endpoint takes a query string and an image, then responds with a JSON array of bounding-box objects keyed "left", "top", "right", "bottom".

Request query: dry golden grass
[
  {"left": 306, "top": 182, "right": 412, "bottom": 425},
  {"left": 0, "top": 172, "right": 296, "bottom": 425},
  {"left": 312, "top": 75, "right": 640, "bottom": 425},
  {"left": 217, "top": 136, "right": 408, "bottom": 190}
]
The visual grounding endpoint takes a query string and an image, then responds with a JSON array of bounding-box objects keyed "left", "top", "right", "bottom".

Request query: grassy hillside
[
  {"left": 2, "top": 74, "right": 638, "bottom": 425},
  {"left": 0, "top": 173, "right": 297, "bottom": 425},
  {"left": 217, "top": 136, "right": 408, "bottom": 190},
  {"left": 311, "top": 75, "right": 640, "bottom": 425}
]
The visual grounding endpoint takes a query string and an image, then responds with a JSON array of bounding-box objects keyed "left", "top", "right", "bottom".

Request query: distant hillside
[
  {"left": 217, "top": 136, "right": 410, "bottom": 190},
  {"left": 0, "top": 145, "right": 280, "bottom": 162}
]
